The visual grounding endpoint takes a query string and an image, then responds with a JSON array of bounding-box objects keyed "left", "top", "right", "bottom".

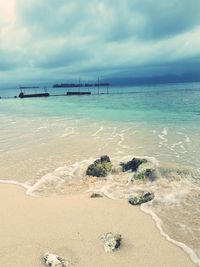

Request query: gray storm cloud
[{"left": 1, "top": 0, "right": 200, "bottom": 83}]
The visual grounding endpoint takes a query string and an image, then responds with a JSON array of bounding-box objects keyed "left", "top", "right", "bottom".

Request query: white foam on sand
[
  {"left": 158, "top": 127, "right": 168, "bottom": 147},
  {"left": 92, "top": 126, "right": 104, "bottom": 137},
  {"left": 60, "top": 127, "right": 76, "bottom": 138},
  {"left": 25, "top": 159, "right": 93, "bottom": 197},
  {"left": 0, "top": 179, "right": 30, "bottom": 190},
  {"left": 141, "top": 204, "right": 200, "bottom": 267}
]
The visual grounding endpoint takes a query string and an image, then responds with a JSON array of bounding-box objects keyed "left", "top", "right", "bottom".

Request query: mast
[
  {"left": 97, "top": 77, "right": 100, "bottom": 95},
  {"left": 79, "top": 77, "right": 81, "bottom": 93}
]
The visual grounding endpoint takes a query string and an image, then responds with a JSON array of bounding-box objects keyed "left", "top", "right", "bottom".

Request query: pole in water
[
  {"left": 97, "top": 77, "right": 99, "bottom": 95},
  {"left": 19, "top": 84, "right": 23, "bottom": 93}
]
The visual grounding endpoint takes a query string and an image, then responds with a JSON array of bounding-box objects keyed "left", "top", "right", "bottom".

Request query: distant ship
[
  {"left": 18, "top": 85, "right": 49, "bottom": 98},
  {"left": 18, "top": 92, "right": 49, "bottom": 98},
  {"left": 66, "top": 91, "right": 91, "bottom": 95}
]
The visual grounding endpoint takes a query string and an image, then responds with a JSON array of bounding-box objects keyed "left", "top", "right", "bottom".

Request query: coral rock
[
  {"left": 128, "top": 191, "right": 154, "bottom": 205},
  {"left": 133, "top": 162, "right": 156, "bottom": 181},
  {"left": 43, "top": 252, "right": 73, "bottom": 267},
  {"left": 101, "top": 232, "right": 122, "bottom": 252},
  {"left": 86, "top": 155, "right": 112, "bottom": 177}
]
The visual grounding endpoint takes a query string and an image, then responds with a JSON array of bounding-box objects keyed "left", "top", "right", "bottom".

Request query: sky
[{"left": 1, "top": 0, "right": 200, "bottom": 85}]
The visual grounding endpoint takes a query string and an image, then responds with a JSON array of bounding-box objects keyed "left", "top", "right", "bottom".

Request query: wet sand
[{"left": 0, "top": 184, "right": 195, "bottom": 267}]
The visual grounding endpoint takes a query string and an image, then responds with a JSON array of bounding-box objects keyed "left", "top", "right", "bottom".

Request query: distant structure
[
  {"left": 66, "top": 91, "right": 91, "bottom": 95},
  {"left": 53, "top": 82, "right": 110, "bottom": 88},
  {"left": 0, "top": 80, "right": 111, "bottom": 100},
  {"left": 18, "top": 85, "right": 49, "bottom": 98},
  {"left": 18, "top": 92, "right": 49, "bottom": 98}
]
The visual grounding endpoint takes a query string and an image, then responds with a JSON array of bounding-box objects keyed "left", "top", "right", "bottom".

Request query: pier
[
  {"left": 18, "top": 92, "right": 50, "bottom": 98},
  {"left": 0, "top": 81, "right": 110, "bottom": 99}
]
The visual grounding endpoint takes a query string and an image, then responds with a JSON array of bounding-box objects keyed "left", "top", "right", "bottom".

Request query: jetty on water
[
  {"left": 0, "top": 80, "right": 111, "bottom": 99},
  {"left": 66, "top": 91, "right": 91, "bottom": 95},
  {"left": 19, "top": 92, "right": 50, "bottom": 98},
  {"left": 18, "top": 89, "right": 92, "bottom": 98}
]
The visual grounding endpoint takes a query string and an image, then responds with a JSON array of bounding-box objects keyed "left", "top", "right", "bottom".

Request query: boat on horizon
[
  {"left": 66, "top": 91, "right": 91, "bottom": 96},
  {"left": 18, "top": 92, "right": 50, "bottom": 98}
]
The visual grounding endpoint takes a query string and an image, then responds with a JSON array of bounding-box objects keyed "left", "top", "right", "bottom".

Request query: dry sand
[{"left": 0, "top": 184, "right": 195, "bottom": 267}]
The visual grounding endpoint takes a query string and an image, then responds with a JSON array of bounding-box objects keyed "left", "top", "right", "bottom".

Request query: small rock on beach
[
  {"left": 128, "top": 191, "right": 154, "bottom": 205},
  {"left": 43, "top": 252, "right": 73, "bottom": 267},
  {"left": 101, "top": 232, "right": 122, "bottom": 252},
  {"left": 90, "top": 192, "right": 103, "bottom": 198}
]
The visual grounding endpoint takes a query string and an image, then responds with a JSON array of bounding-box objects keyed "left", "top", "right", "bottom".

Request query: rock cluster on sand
[
  {"left": 128, "top": 191, "right": 154, "bottom": 205},
  {"left": 42, "top": 156, "right": 155, "bottom": 262},
  {"left": 43, "top": 252, "right": 73, "bottom": 267},
  {"left": 86, "top": 155, "right": 112, "bottom": 177},
  {"left": 120, "top": 157, "right": 156, "bottom": 181},
  {"left": 86, "top": 155, "right": 156, "bottom": 203},
  {"left": 86, "top": 155, "right": 157, "bottom": 181},
  {"left": 101, "top": 232, "right": 122, "bottom": 252}
]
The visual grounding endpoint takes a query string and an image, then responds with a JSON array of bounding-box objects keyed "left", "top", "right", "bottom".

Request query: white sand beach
[{"left": 0, "top": 184, "right": 195, "bottom": 267}]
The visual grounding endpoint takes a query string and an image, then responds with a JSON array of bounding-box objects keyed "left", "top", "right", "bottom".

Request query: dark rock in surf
[
  {"left": 134, "top": 168, "right": 156, "bottom": 180},
  {"left": 120, "top": 158, "right": 147, "bottom": 172},
  {"left": 100, "top": 155, "right": 111, "bottom": 163},
  {"left": 133, "top": 162, "right": 156, "bottom": 181},
  {"left": 86, "top": 155, "right": 112, "bottom": 177},
  {"left": 128, "top": 191, "right": 154, "bottom": 205}
]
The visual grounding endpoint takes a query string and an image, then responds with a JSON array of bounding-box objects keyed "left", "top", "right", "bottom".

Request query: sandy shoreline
[{"left": 0, "top": 184, "right": 195, "bottom": 267}]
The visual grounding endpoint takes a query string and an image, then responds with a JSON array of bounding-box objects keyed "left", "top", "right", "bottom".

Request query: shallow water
[{"left": 0, "top": 82, "right": 200, "bottom": 265}]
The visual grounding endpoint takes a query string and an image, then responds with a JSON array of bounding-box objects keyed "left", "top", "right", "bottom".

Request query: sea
[{"left": 0, "top": 82, "right": 200, "bottom": 265}]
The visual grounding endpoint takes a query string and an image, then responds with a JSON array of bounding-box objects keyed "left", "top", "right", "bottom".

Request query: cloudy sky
[{"left": 1, "top": 0, "right": 200, "bottom": 84}]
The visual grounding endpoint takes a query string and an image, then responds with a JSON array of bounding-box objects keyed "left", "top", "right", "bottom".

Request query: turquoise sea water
[
  {"left": 0, "top": 82, "right": 200, "bottom": 265},
  {"left": 1, "top": 83, "right": 200, "bottom": 166},
  {"left": 1, "top": 82, "right": 200, "bottom": 124}
]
